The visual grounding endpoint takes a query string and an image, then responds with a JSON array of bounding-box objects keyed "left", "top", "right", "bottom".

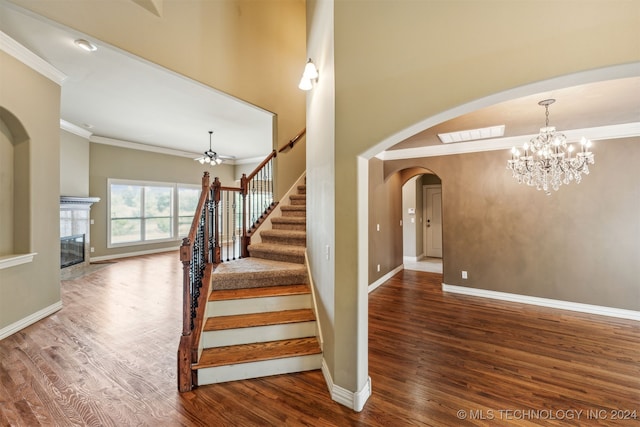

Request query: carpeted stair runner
[{"left": 212, "top": 183, "right": 307, "bottom": 290}]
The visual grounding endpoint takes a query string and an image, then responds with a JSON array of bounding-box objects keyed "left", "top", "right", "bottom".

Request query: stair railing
[
  {"left": 240, "top": 150, "right": 277, "bottom": 256},
  {"left": 177, "top": 129, "right": 305, "bottom": 391},
  {"left": 178, "top": 172, "right": 211, "bottom": 392}
]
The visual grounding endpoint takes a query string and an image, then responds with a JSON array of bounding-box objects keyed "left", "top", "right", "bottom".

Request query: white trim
[
  {"left": 0, "top": 301, "right": 62, "bottom": 341},
  {"left": 0, "top": 31, "right": 66, "bottom": 85},
  {"left": 379, "top": 122, "right": 640, "bottom": 161},
  {"left": 60, "top": 119, "right": 93, "bottom": 139},
  {"left": 368, "top": 264, "right": 403, "bottom": 294},
  {"left": 403, "top": 254, "right": 424, "bottom": 263},
  {"left": 90, "top": 135, "right": 269, "bottom": 165},
  {"left": 363, "top": 62, "right": 640, "bottom": 160},
  {"left": 0, "top": 253, "right": 37, "bottom": 270},
  {"left": 321, "top": 359, "right": 372, "bottom": 412},
  {"left": 442, "top": 284, "right": 640, "bottom": 322},
  {"left": 233, "top": 156, "right": 270, "bottom": 165},
  {"left": 90, "top": 246, "right": 179, "bottom": 262},
  {"left": 91, "top": 135, "right": 203, "bottom": 159}
]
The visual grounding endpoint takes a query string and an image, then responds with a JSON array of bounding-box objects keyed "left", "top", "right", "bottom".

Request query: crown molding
[
  {"left": 60, "top": 119, "right": 93, "bottom": 139},
  {"left": 0, "top": 31, "right": 66, "bottom": 85},
  {"left": 378, "top": 122, "right": 640, "bottom": 161},
  {"left": 90, "top": 135, "right": 201, "bottom": 159}
]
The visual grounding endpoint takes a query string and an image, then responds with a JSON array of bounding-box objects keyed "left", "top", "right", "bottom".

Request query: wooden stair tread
[
  {"left": 209, "top": 284, "right": 310, "bottom": 302},
  {"left": 205, "top": 309, "right": 315, "bottom": 331},
  {"left": 194, "top": 337, "right": 321, "bottom": 369}
]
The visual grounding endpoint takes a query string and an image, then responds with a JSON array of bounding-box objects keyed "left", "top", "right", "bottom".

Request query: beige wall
[
  {"left": 305, "top": 0, "right": 640, "bottom": 398},
  {"left": 0, "top": 50, "right": 62, "bottom": 333},
  {"left": 0, "top": 118, "right": 14, "bottom": 255},
  {"left": 89, "top": 143, "right": 235, "bottom": 258},
  {"left": 12, "top": 0, "right": 307, "bottom": 200},
  {"left": 382, "top": 137, "right": 640, "bottom": 311},
  {"left": 370, "top": 158, "right": 403, "bottom": 282},
  {"left": 60, "top": 129, "right": 90, "bottom": 197},
  {"left": 305, "top": 0, "right": 337, "bottom": 384}
]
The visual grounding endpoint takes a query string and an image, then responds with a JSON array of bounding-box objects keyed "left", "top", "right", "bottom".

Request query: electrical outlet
[
  {"left": 376, "top": 224, "right": 380, "bottom": 231},
  {"left": 90, "top": 219, "right": 94, "bottom": 225},
  {"left": 377, "top": 264, "right": 380, "bottom": 272},
  {"left": 462, "top": 271, "right": 468, "bottom": 279},
  {"left": 90, "top": 247, "right": 95, "bottom": 253},
  {"left": 325, "top": 245, "right": 330, "bottom": 260}
]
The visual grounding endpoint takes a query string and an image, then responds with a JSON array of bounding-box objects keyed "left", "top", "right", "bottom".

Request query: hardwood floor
[{"left": 1, "top": 253, "right": 638, "bottom": 426}]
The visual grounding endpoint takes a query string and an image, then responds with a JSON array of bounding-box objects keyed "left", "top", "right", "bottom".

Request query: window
[
  {"left": 178, "top": 186, "right": 201, "bottom": 237},
  {"left": 108, "top": 179, "right": 200, "bottom": 247}
]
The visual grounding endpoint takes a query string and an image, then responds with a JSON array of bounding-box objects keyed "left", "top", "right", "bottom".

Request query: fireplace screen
[{"left": 61, "top": 234, "right": 85, "bottom": 268}]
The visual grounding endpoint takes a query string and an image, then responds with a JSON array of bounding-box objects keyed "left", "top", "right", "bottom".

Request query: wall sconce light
[{"left": 298, "top": 58, "right": 318, "bottom": 91}]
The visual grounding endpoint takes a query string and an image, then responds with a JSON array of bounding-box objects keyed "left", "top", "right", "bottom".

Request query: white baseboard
[
  {"left": 0, "top": 301, "right": 63, "bottom": 340},
  {"left": 368, "top": 265, "right": 403, "bottom": 293},
  {"left": 403, "top": 254, "right": 424, "bottom": 262},
  {"left": 442, "top": 284, "right": 640, "bottom": 322},
  {"left": 90, "top": 246, "right": 179, "bottom": 262},
  {"left": 321, "top": 359, "right": 372, "bottom": 412}
]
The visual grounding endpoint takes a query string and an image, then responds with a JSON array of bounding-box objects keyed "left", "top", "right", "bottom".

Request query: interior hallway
[{"left": 0, "top": 252, "right": 638, "bottom": 426}]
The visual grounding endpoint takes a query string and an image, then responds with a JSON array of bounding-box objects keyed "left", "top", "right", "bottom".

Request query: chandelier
[
  {"left": 507, "top": 99, "right": 594, "bottom": 194},
  {"left": 195, "top": 131, "right": 224, "bottom": 165}
]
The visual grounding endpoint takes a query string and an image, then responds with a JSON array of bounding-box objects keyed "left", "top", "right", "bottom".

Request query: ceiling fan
[{"left": 194, "top": 131, "right": 234, "bottom": 165}]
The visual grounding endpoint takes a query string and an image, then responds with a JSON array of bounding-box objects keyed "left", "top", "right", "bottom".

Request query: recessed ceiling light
[
  {"left": 74, "top": 39, "right": 97, "bottom": 52},
  {"left": 438, "top": 125, "right": 505, "bottom": 144}
]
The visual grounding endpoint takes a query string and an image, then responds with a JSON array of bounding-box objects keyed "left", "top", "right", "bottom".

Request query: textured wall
[{"left": 383, "top": 137, "right": 640, "bottom": 311}]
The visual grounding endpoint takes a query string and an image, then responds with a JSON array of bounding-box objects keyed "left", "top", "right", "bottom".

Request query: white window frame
[{"left": 107, "top": 178, "right": 200, "bottom": 248}]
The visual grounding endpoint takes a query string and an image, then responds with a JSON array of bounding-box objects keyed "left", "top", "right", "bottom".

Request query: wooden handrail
[
  {"left": 278, "top": 128, "right": 306, "bottom": 153},
  {"left": 246, "top": 150, "right": 277, "bottom": 183}
]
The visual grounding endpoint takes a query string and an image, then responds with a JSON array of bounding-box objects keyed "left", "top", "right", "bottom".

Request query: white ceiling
[
  {"left": 0, "top": 1, "right": 274, "bottom": 162},
  {"left": 388, "top": 77, "right": 640, "bottom": 152}
]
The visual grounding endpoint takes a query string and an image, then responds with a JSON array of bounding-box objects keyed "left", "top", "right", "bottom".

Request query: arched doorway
[{"left": 401, "top": 171, "right": 442, "bottom": 274}]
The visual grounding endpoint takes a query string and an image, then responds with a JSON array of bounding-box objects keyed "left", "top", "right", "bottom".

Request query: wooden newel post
[
  {"left": 240, "top": 173, "right": 250, "bottom": 258},
  {"left": 178, "top": 237, "right": 193, "bottom": 392},
  {"left": 212, "top": 177, "right": 222, "bottom": 264},
  {"left": 201, "top": 171, "right": 210, "bottom": 190}
]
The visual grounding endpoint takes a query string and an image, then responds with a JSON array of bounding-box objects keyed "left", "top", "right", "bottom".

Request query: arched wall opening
[
  {"left": 0, "top": 107, "right": 31, "bottom": 256},
  {"left": 400, "top": 171, "right": 443, "bottom": 274}
]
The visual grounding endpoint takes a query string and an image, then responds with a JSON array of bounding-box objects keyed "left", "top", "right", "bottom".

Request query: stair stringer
[
  {"left": 305, "top": 250, "right": 324, "bottom": 352},
  {"left": 249, "top": 172, "right": 306, "bottom": 245}
]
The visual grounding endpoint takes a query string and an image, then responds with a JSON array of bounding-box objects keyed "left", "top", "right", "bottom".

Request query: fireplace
[
  {"left": 60, "top": 196, "right": 100, "bottom": 279},
  {"left": 61, "top": 234, "right": 85, "bottom": 268}
]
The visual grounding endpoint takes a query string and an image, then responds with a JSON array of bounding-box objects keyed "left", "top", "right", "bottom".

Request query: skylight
[{"left": 437, "top": 125, "right": 505, "bottom": 144}]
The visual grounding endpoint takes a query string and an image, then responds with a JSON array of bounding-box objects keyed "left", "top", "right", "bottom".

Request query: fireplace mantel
[{"left": 60, "top": 196, "right": 100, "bottom": 209}]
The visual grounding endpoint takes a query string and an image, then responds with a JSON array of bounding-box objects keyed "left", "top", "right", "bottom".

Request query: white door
[{"left": 423, "top": 186, "right": 442, "bottom": 258}]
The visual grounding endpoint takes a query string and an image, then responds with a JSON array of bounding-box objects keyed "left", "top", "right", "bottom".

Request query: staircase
[{"left": 192, "top": 180, "right": 322, "bottom": 385}]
